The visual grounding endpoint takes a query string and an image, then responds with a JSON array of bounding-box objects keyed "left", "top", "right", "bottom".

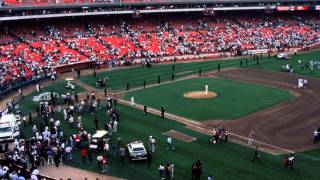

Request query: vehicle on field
[
  {"left": 127, "top": 141, "right": 147, "bottom": 160},
  {"left": 32, "top": 92, "right": 59, "bottom": 102},
  {"left": 89, "top": 130, "right": 109, "bottom": 151},
  {"left": 277, "top": 53, "right": 290, "bottom": 60},
  {"left": 0, "top": 114, "right": 19, "bottom": 141},
  {"left": 66, "top": 81, "right": 76, "bottom": 91}
]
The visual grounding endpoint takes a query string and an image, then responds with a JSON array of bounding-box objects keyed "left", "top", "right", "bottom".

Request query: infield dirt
[
  {"left": 203, "top": 68, "right": 320, "bottom": 153},
  {"left": 183, "top": 91, "right": 218, "bottom": 99}
]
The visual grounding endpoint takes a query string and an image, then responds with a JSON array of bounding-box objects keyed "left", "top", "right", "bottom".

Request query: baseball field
[
  {"left": 124, "top": 77, "right": 293, "bottom": 120},
  {"left": 16, "top": 50, "right": 320, "bottom": 179},
  {"left": 19, "top": 103, "right": 320, "bottom": 180}
]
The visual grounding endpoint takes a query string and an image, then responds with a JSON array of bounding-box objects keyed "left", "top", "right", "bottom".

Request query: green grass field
[
  {"left": 80, "top": 50, "right": 320, "bottom": 91},
  {"left": 251, "top": 51, "right": 320, "bottom": 78},
  {"left": 124, "top": 77, "right": 293, "bottom": 120},
  {"left": 16, "top": 50, "right": 320, "bottom": 180},
  {"left": 19, "top": 104, "right": 320, "bottom": 180},
  {"left": 80, "top": 59, "right": 240, "bottom": 91},
  {"left": 18, "top": 80, "right": 85, "bottom": 114}
]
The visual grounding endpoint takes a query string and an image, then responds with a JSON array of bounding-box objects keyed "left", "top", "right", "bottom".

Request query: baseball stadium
[{"left": 0, "top": 0, "right": 319, "bottom": 179}]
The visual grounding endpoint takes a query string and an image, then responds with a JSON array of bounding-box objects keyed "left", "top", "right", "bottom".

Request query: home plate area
[{"left": 162, "top": 130, "right": 197, "bottom": 143}]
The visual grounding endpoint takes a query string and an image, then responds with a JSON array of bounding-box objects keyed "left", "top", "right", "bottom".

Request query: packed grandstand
[
  {"left": 1, "top": 12, "right": 320, "bottom": 91},
  {"left": 0, "top": 0, "right": 320, "bottom": 179}
]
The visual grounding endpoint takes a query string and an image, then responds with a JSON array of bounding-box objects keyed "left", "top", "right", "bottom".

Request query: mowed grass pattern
[
  {"left": 125, "top": 78, "right": 293, "bottom": 120},
  {"left": 80, "top": 50, "right": 320, "bottom": 91},
  {"left": 80, "top": 59, "right": 241, "bottom": 90}
]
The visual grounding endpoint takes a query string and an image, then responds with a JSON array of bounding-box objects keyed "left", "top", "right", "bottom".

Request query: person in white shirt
[
  {"left": 298, "top": 78, "right": 303, "bottom": 89},
  {"left": 247, "top": 131, "right": 255, "bottom": 147},
  {"left": 166, "top": 136, "right": 174, "bottom": 150},
  {"left": 151, "top": 137, "right": 156, "bottom": 153},
  {"left": 205, "top": 84, "right": 208, "bottom": 95},
  {"left": 65, "top": 146, "right": 72, "bottom": 160},
  {"left": 313, "top": 128, "right": 319, "bottom": 143},
  {"left": 159, "top": 163, "right": 165, "bottom": 179},
  {"left": 169, "top": 162, "right": 174, "bottom": 178},
  {"left": 303, "top": 79, "right": 308, "bottom": 88},
  {"left": 288, "top": 154, "right": 295, "bottom": 169},
  {"left": 69, "top": 116, "right": 74, "bottom": 127},
  {"left": 54, "top": 120, "right": 60, "bottom": 127},
  {"left": 113, "top": 121, "right": 118, "bottom": 133},
  {"left": 36, "top": 84, "right": 40, "bottom": 93},
  {"left": 130, "top": 96, "right": 135, "bottom": 106},
  {"left": 63, "top": 109, "right": 67, "bottom": 121}
]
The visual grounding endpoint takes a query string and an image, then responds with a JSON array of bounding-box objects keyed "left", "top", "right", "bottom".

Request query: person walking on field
[
  {"left": 159, "top": 163, "right": 165, "bottom": 180},
  {"left": 119, "top": 146, "right": 125, "bottom": 163},
  {"left": 81, "top": 147, "right": 87, "bottom": 164},
  {"left": 130, "top": 96, "right": 135, "bottom": 106},
  {"left": 248, "top": 131, "right": 255, "bottom": 147},
  {"left": 251, "top": 147, "right": 261, "bottom": 162},
  {"left": 161, "top": 107, "right": 165, "bottom": 119},
  {"left": 102, "top": 155, "right": 108, "bottom": 173},
  {"left": 94, "top": 115, "right": 99, "bottom": 130},
  {"left": 191, "top": 163, "right": 197, "bottom": 180},
  {"left": 113, "top": 120, "right": 118, "bottom": 133},
  {"left": 169, "top": 162, "right": 174, "bottom": 179},
  {"left": 166, "top": 136, "right": 174, "bottom": 150},
  {"left": 147, "top": 150, "right": 152, "bottom": 168},
  {"left": 144, "top": 104, "right": 147, "bottom": 115},
  {"left": 283, "top": 156, "right": 289, "bottom": 172},
  {"left": 313, "top": 128, "right": 319, "bottom": 143},
  {"left": 150, "top": 136, "right": 156, "bottom": 153}
]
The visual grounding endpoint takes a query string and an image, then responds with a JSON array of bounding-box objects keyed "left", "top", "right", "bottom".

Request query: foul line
[
  {"left": 75, "top": 67, "right": 320, "bottom": 161},
  {"left": 117, "top": 99, "right": 296, "bottom": 155},
  {"left": 121, "top": 67, "right": 236, "bottom": 94}
]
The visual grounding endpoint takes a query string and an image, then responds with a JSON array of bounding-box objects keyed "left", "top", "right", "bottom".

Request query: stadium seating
[{"left": 0, "top": 13, "right": 319, "bottom": 87}]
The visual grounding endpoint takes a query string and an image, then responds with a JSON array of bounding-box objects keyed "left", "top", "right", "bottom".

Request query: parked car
[{"left": 127, "top": 141, "right": 147, "bottom": 160}]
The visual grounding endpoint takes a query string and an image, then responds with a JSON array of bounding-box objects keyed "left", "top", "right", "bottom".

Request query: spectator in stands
[{"left": 1, "top": 12, "right": 320, "bottom": 92}]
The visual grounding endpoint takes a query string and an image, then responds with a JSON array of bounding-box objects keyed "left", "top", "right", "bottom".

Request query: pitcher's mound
[{"left": 183, "top": 91, "right": 218, "bottom": 99}]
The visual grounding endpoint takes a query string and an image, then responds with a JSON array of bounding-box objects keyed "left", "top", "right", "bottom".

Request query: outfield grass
[
  {"left": 19, "top": 104, "right": 320, "bottom": 180},
  {"left": 124, "top": 77, "right": 293, "bottom": 120},
  {"left": 80, "top": 50, "right": 320, "bottom": 91},
  {"left": 16, "top": 50, "right": 320, "bottom": 179},
  {"left": 250, "top": 50, "right": 320, "bottom": 78},
  {"left": 18, "top": 80, "right": 85, "bottom": 114},
  {"left": 80, "top": 58, "right": 243, "bottom": 91}
]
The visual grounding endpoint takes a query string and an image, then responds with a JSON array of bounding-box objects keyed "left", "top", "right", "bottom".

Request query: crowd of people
[
  {"left": 209, "top": 124, "right": 228, "bottom": 144},
  {"left": 0, "top": 81, "right": 122, "bottom": 179},
  {"left": 1, "top": 12, "right": 320, "bottom": 90},
  {"left": 0, "top": 11, "right": 319, "bottom": 179}
]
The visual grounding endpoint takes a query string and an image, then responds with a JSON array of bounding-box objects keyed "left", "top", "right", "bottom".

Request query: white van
[{"left": 0, "top": 114, "right": 19, "bottom": 141}]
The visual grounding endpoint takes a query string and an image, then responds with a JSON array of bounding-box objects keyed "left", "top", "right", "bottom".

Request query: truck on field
[{"left": 0, "top": 114, "right": 19, "bottom": 141}]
